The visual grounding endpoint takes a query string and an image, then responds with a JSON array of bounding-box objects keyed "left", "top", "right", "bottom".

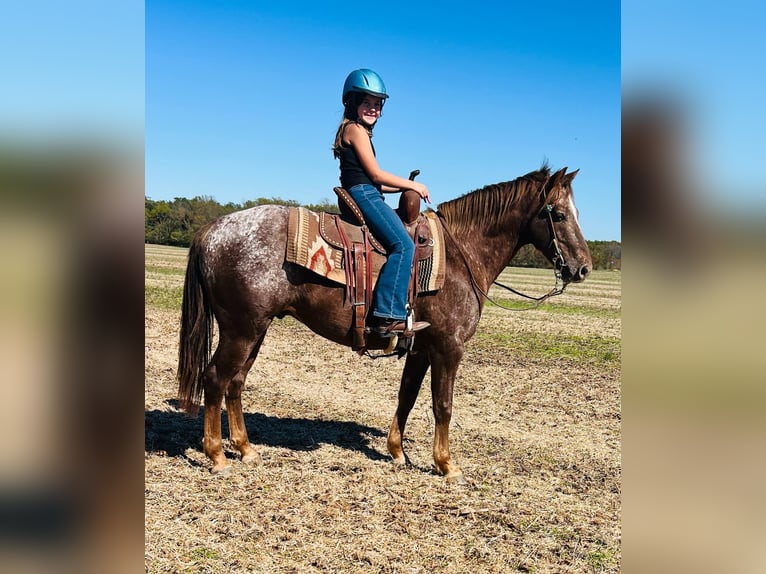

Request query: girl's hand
[{"left": 414, "top": 183, "right": 431, "bottom": 204}]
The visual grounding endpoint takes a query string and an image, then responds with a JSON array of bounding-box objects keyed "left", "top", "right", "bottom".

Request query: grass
[
  {"left": 485, "top": 297, "right": 621, "bottom": 319},
  {"left": 588, "top": 544, "right": 618, "bottom": 572},
  {"left": 145, "top": 284, "right": 183, "bottom": 312},
  {"left": 189, "top": 547, "right": 219, "bottom": 560},
  {"left": 145, "top": 264, "right": 185, "bottom": 276},
  {"left": 476, "top": 330, "right": 620, "bottom": 367}
]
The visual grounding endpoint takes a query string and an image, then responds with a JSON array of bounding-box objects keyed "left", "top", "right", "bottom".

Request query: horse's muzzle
[{"left": 561, "top": 263, "right": 590, "bottom": 283}]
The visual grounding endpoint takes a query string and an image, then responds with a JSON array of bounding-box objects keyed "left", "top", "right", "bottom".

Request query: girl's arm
[{"left": 345, "top": 123, "right": 431, "bottom": 203}]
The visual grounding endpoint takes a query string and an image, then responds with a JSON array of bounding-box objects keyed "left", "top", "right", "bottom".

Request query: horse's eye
[{"left": 551, "top": 211, "right": 566, "bottom": 223}]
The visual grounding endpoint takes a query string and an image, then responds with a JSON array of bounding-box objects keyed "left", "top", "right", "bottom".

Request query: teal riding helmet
[{"left": 342, "top": 69, "right": 389, "bottom": 105}]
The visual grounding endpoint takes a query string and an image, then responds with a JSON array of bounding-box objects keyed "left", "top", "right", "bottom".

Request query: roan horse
[{"left": 177, "top": 164, "right": 592, "bottom": 482}]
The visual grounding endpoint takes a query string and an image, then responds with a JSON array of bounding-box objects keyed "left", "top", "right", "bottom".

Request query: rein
[
  {"left": 435, "top": 182, "right": 569, "bottom": 312},
  {"left": 490, "top": 203, "right": 569, "bottom": 304}
]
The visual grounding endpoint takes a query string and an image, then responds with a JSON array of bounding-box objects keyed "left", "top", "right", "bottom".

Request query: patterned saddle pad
[{"left": 285, "top": 207, "right": 445, "bottom": 293}]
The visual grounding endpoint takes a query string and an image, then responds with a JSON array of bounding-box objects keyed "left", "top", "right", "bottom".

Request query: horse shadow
[{"left": 145, "top": 400, "right": 390, "bottom": 465}]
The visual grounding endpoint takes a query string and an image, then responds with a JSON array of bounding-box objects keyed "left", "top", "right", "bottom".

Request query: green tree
[
  {"left": 145, "top": 199, "right": 174, "bottom": 244},
  {"left": 304, "top": 198, "right": 340, "bottom": 213}
]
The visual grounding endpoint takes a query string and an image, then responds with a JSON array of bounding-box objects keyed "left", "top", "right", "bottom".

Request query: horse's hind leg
[
  {"left": 387, "top": 352, "right": 431, "bottom": 467},
  {"left": 225, "top": 325, "right": 271, "bottom": 464},
  {"left": 225, "top": 359, "right": 258, "bottom": 464},
  {"left": 203, "top": 334, "right": 256, "bottom": 474}
]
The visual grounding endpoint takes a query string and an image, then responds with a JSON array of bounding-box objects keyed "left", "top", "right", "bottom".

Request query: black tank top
[{"left": 337, "top": 127, "right": 377, "bottom": 190}]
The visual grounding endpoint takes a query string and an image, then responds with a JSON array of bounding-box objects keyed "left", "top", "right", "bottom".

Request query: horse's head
[{"left": 528, "top": 167, "right": 592, "bottom": 283}]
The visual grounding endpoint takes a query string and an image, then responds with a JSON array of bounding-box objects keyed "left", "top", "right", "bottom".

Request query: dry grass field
[{"left": 145, "top": 243, "right": 621, "bottom": 573}]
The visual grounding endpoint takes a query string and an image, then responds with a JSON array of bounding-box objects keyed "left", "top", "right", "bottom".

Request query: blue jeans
[{"left": 348, "top": 184, "right": 414, "bottom": 321}]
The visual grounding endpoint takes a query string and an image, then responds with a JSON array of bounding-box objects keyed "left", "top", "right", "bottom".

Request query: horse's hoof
[
  {"left": 445, "top": 473, "right": 467, "bottom": 485},
  {"left": 241, "top": 451, "right": 262, "bottom": 465},
  {"left": 391, "top": 455, "right": 407, "bottom": 468},
  {"left": 210, "top": 464, "right": 232, "bottom": 476}
]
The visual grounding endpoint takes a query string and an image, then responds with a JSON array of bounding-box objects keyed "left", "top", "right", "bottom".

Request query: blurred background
[
  {"left": 623, "top": 1, "right": 766, "bottom": 573},
  {"left": 0, "top": 2, "right": 144, "bottom": 573}
]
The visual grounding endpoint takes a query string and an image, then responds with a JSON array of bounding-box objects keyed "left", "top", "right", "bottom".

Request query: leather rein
[{"left": 435, "top": 181, "right": 569, "bottom": 311}]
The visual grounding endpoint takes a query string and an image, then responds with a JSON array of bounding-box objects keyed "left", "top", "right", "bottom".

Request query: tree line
[{"left": 145, "top": 196, "right": 621, "bottom": 270}]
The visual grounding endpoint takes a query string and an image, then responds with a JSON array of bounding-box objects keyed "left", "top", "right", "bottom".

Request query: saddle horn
[{"left": 397, "top": 169, "right": 422, "bottom": 225}]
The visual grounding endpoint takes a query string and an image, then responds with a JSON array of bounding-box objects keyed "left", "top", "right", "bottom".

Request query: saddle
[
  {"left": 331, "top": 186, "right": 435, "bottom": 352},
  {"left": 329, "top": 187, "right": 434, "bottom": 259}
]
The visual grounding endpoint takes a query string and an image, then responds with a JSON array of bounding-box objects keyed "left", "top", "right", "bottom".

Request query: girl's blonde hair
[{"left": 332, "top": 92, "right": 379, "bottom": 158}]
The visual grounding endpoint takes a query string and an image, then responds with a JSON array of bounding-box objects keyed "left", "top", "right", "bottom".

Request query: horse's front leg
[
  {"left": 429, "top": 346, "right": 466, "bottom": 483},
  {"left": 387, "top": 351, "right": 431, "bottom": 466}
]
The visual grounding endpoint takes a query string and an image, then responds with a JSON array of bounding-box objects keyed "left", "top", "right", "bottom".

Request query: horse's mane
[{"left": 436, "top": 164, "right": 558, "bottom": 236}]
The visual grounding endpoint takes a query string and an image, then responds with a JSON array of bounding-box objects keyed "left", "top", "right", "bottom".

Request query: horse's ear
[
  {"left": 551, "top": 167, "right": 567, "bottom": 186},
  {"left": 565, "top": 168, "right": 580, "bottom": 183}
]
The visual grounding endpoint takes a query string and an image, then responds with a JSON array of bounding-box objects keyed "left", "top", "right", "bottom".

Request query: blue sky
[{"left": 146, "top": 1, "right": 621, "bottom": 240}]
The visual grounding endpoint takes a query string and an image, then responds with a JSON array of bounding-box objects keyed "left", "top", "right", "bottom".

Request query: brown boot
[{"left": 373, "top": 318, "right": 430, "bottom": 338}]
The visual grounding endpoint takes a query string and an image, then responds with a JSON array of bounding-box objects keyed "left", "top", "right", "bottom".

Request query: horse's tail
[{"left": 177, "top": 226, "right": 214, "bottom": 417}]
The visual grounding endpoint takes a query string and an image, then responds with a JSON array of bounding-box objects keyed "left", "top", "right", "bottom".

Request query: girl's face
[{"left": 356, "top": 94, "right": 383, "bottom": 127}]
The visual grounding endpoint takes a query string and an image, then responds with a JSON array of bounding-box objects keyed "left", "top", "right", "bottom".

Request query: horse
[{"left": 177, "top": 164, "right": 592, "bottom": 482}]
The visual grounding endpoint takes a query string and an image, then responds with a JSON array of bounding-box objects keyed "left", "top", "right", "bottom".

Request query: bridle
[
  {"left": 491, "top": 202, "right": 567, "bottom": 306},
  {"left": 437, "top": 178, "right": 570, "bottom": 311}
]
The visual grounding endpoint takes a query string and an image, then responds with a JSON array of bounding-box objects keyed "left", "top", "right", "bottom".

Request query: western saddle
[{"left": 331, "top": 172, "right": 434, "bottom": 352}]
